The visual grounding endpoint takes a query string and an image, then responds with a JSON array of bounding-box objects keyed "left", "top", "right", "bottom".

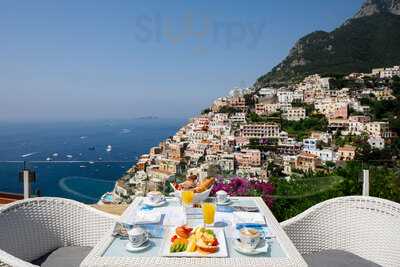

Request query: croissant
[
  {"left": 193, "top": 177, "right": 215, "bottom": 193},
  {"left": 180, "top": 180, "right": 196, "bottom": 190}
]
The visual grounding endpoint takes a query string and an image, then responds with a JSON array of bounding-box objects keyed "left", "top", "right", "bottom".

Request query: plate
[
  {"left": 126, "top": 240, "right": 151, "bottom": 252},
  {"left": 233, "top": 239, "right": 270, "bottom": 255},
  {"left": 216, "top": 199, "right": 232, "bottom": 206},
  {"left": 161, "top": 227, "right": 228, "bottom": 257},
  {"left": 142, "top": 198, "right": 167, "bottom": 207}
]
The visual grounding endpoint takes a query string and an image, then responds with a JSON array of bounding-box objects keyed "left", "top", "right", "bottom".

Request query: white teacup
[
  {"left": 239, "top": 228, "right": 261, "bottom": 250},
  {"left": 128, "top": 226, "right": 149, "bottom": 248},
  {"left": 216, "top": 190, "right": 228, "bottom": 203},
  {"left": 147, "top": 191, "right": 165, "bottom": 203}
]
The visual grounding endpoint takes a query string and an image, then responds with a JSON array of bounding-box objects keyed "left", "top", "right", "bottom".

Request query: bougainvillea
[{"left": 211, "top": 177, "right": 275, "bottom": 208}]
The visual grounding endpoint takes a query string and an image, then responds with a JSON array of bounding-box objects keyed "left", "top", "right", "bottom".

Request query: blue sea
[{"left": 0, "top": 118, "right": 185, "bottom": 203}]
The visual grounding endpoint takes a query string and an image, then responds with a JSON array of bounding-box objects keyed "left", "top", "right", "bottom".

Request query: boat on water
[
  {"left": 120, "top": 129, "right": 131, "bottom": 134},
  {"left": 52, "top": 153, "right": 59, "bottom": 157},
  {"left": 106, "top": 145, "right": 112, "bottom": 152},
  {"left": 66, "top": 155, "right": 73, "bottom": 159},
  {"left": 100, "top": 192, "right": 114, "bottom": 204},
  {"left": 89, "top": 161, "right": 95, "bottom": 164},
  {"left": 21, "top": 152, "right": 38, "bottom": 158},
  {"left": 46, "top": 157, "right": 51, "bottom": 161}
]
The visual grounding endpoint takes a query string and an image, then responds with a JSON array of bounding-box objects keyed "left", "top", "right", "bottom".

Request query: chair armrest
[{"left": 0, "top": 249, "right": 37, "bottom": 267}]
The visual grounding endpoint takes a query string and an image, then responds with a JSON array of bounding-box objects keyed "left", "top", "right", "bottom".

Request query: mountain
[
  {"left": 256, "top": 0, "right": 400, "bottom": 87},
  {"left": 354, "top": 0, "right": 400, "bottom": 18}
]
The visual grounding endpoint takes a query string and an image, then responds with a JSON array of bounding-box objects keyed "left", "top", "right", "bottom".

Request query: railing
[{"left": 0, "top": 161, "right": 134, "bottom": 204}]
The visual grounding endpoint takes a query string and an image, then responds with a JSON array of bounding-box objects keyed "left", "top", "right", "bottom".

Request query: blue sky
[{"left": 0, "top": 0, "right": 364, "bottom": 121}]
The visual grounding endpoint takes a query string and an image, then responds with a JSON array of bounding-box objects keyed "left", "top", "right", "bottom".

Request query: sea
[{"left": 0, "top": 118, "right": 185, "bottom": 203}]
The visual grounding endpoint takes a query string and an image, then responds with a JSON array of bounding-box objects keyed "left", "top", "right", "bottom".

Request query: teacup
[
  {"left": 239, "top": 228, "right": 261, "bottom": 250},
  {"left": 216, "top": 190, "right": 228, "bottom": 203},
  {"left": 128, "top": 226, "right": 149, "bottom": 248},
  {"left": 147, "top": 191, "right": 165, "bottom": 203}
]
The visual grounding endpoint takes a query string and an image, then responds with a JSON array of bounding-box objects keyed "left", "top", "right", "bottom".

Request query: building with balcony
[
  {"left": 284, "top": 107, "right": 306, "bottom": 121},
  {"left": 234, "top": 149, "right": 261, "bottom": 167},
  {"left": 239, "top": 123, "right": 281, "bottom": 139},
  {"left": 337, "top": 145, "right": 356, "bottom": 161},
  {"left": 295, "top": 152, "right": 321, "bottom": 173}
]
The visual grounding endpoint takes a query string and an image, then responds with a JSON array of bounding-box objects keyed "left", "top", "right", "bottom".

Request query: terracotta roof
[{"left": 338, "top": 145, "right": 356, "bottom": 152}]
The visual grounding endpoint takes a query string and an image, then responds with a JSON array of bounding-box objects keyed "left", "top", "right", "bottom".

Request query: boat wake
[{"left": 58, "top": 176, "right": 115, "bottom": 202}]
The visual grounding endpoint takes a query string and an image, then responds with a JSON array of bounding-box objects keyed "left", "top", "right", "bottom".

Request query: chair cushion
[
  {"left": 31, "top": 246, "right": 92, "bottom": 267},
  {"left": 303, "top": 249, "right": 382, "bottom": 267}
]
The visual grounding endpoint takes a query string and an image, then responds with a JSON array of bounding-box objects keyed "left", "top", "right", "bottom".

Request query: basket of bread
[{"left": 171, "top": 176, "right": 215, "bottom": 203}]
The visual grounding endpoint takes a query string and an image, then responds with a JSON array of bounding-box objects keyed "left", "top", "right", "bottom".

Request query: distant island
[{"left": 136, "top": 116, "right": 159, "bottom": 120}]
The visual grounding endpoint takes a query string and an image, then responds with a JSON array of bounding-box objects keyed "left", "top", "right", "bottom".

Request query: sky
[{"left": 0, "top": 0, "right": 364, "bottom": 122}]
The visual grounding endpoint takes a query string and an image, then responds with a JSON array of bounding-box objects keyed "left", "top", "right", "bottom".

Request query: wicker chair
[
  {"left": 281, "top": 196, "right": 400, "bottom": 267},
  {"left": 0, "top": 197, "right": 117, "bottom": 267}
]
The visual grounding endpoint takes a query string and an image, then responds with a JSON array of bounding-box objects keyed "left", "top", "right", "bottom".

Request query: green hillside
[{"left": 256, "top": 13, "right": 400, "bottom": 86}]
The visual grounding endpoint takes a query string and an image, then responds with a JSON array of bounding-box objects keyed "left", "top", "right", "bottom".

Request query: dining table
[{"left": 80, "top": 196, "right": 307, "bottom": 267}]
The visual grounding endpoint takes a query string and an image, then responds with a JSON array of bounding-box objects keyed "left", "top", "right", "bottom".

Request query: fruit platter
[
  {"left": 161, "top": 225, "right": 228, "bottom": 257},
  {"left": 171, "top": 176, "right": 215, "bottom": 203}
]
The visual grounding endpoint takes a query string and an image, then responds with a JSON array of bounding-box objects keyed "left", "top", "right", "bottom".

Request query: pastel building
[
  {"left": 303, "top": 138, "right": 318, "bottom": 151},
  {"left": 368, "top": 137, "right": 385, "bottom": 150},
  {"left": 366, "top": 122, "right": 391, "bottom": 138},
  {"left": 284, "top": 107, "right": 306, "bottom": 121},
  {"left": 295, "top": 152, "right": 321, "bottom": 173},
  {"left": 234, "top": 149, "right": 262, "bottom": 167},
  {"left": 337, "top": 146, "right": 356, "bottom": 161},
  {"left": 239, "top": 124, "right": 281, "bottom": 139}
]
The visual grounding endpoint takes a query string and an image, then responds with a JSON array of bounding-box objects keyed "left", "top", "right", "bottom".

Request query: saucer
[
  {"left": 233, "top": 239, "right": 269, "bottom": 255},
  {"left": 143, "top": 198, "right": 167, "bottom": 207},
  {"left": 126, "top": 240, "right": 151, "bottom": 252},
  {"left": 217, "top": 199, "right": 232, "bottom": 206}
]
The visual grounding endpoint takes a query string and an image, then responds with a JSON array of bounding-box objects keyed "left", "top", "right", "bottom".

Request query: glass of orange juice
[
  {"left": 181, "top": 189, "right": 194, "bottom": 208},
  {"left": 202, "top": 199, "right": 216, "bottom": 227}
]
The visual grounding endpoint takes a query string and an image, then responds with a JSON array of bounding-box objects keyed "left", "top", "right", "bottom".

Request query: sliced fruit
[
  {"left": 187, "top": 239, "right": 197, "bottom": 252},
  {"left": 196, "top": 239, "right": 218, "bottom": 253}
]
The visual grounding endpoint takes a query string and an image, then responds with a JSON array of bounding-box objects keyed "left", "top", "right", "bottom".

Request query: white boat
[
  {"left": 21, "top": 152, "right": 38, "bottom": 158},
  {"left": 106, "top": 145, "right": 112, "bottom": 152},
  {"left": 46, "top": 157, "right": 52, "bottom": 161},
  {"left": 52, "top": 153, "right": 59, "bottom": 157},
  {"left": 66, "top": 155, "right": 73, "bottom": 159}
]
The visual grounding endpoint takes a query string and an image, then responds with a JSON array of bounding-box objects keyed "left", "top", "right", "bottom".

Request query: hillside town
[{"left": 111, "top": 66, "right": 400, "bottom": 203}]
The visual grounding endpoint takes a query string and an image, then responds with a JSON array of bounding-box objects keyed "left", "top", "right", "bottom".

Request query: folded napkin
[
  {"left": 133, "top": 211, "right": 162, "bottom": 225},
  {"left": 233, "top": 212, "right": 266, "bottom": 226}
]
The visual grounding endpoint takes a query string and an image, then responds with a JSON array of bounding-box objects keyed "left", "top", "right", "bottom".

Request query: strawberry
[
  {"left": 170, "top": 235, "right": 178, "bottom": 243},
  {"left": 211, "top": 239, "right": 219, "bottom": 246}
]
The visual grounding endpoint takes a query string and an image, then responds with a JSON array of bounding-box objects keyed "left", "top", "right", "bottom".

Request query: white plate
[
  {"left": 126, "top": 240, "right": 151, "bottom": 252},
  {"left": 216, "top": 199, "right": 232, "bottom": 206},
  {"left": 161, "top": 227, "right": 228, "bottom": 257},
  {"left": 233, "top": 239, "right": 270, "bottom": 255},
  {"left": 142, "top": 198, "right": 167, "bottom": 207}
]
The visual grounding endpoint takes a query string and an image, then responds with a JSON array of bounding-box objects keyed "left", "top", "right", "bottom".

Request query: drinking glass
[
  {"left": 202, "top": 199, "right": 216, "bottom": 227},
  {"left": 181, "top": 189, "right": 194, "bottom": 208}
]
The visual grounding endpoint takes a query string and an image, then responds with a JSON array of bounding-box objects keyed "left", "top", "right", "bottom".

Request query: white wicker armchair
[
  {"left": 281, "top": 196, "right": 400, "bottom": 267},
  {"left": 0, "top": 197, "right": 117, "bottom": 267}
]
